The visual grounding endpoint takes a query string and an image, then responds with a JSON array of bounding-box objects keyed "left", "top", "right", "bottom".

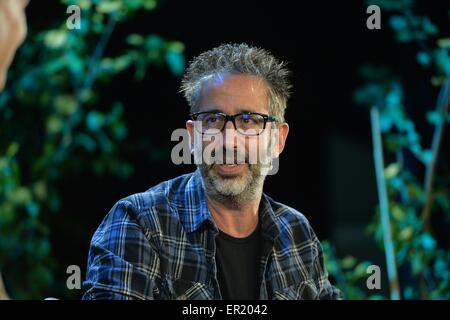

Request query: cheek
[
  {"left": 246, "top": 135, "right": 269, "bottom": 154},
  {"left": 202, "top": 135, "right": 222, "bottom": 151}
]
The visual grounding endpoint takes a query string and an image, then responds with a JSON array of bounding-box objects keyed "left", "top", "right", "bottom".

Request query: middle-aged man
[{"left": 83, "top": 43, "right": 342, "bottom": 300}]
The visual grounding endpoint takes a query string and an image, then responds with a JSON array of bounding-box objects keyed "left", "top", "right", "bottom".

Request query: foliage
[
  {"left": 0, "top": 0, "right": 184, "bottom": 299},
  {"left": 324, "top": 0, "right": 449, "bottom": 299},
  {"left": 322, "top": 242, "right": 385, "bottom": 300}
]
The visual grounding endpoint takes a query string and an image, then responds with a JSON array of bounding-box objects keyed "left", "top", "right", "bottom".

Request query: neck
[{"left": 207, "top": 192, "right": 262, "bottom": 238}]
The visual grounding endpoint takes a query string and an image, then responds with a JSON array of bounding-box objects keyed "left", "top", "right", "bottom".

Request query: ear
[
  {"left": 273, "top": 122, "right": 289, "bottom": 157},
  {"left": 186, "top": 120, "right": 194, "bottom": 151}
]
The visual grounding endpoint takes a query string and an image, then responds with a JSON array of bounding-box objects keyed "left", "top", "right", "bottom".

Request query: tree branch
[
  {"left": 370, "top": 107, "right": 401, "bottom": 300},
  {"left": 52, "top": 15, "right": 117, "bottom": 166},
  {"left": 421, "top": 78, "right": 450, "bottom": 228}
]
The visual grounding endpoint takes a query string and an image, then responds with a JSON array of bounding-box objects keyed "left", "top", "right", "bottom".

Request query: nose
[{"left": 223, "top": 119, "right": 238, "bottom": 149}]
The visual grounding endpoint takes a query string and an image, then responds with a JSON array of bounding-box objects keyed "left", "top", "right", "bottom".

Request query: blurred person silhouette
[
  {"left": 0, "top": 0, "right": 29, "bottom": 91},
  {"left": 0, "top": 0, "right": 29, "bottom": 300}
]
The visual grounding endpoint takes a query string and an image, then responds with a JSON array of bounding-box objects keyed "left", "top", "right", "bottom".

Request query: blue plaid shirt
[{"left": 82, "top": 169, "right": 341, "bottom": 300}]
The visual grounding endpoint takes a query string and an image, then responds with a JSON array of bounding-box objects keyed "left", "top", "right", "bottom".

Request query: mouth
[{"left": 213, "top": 163, "right": 247, "bottom": 176}]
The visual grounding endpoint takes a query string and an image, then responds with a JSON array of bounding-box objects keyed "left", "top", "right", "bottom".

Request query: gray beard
[
  {"left": 197, "top": 134, "right": 275, "bottom": 209},
  {"left": 198, "top": 163, "right": 266, "bottom": 210}
]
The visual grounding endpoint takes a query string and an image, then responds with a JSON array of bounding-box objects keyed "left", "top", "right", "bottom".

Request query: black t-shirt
[{"left": 215, "top": 222, "right": 261, "bottom": 300}]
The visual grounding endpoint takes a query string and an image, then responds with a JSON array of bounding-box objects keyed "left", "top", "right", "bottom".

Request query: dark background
[{"left": 24, "top": 0, "right": 449, "bottom": 298}]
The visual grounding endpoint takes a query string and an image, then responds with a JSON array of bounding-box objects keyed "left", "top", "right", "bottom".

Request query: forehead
[{"left": 198, "top": 73, "right": 269, "bottom": 113}]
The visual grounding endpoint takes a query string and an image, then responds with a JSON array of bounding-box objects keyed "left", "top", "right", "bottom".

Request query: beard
[{"left": 198, "top": 147, "right": 273, "bottom": 209}]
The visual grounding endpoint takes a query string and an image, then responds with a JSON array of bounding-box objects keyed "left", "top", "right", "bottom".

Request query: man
[
  {"left": 0, "top": 0, "right": 29, "bottom": 91},
  {"left": 83, "top": 43, "right": 341, "bottom": 300}
]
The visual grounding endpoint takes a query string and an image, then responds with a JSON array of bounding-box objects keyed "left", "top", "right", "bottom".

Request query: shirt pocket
[
  {"left": 272, "top": 280, "right": 319, "bottom": 300},
  {"left": 162, "top": 276, "right": 215, "bottom": 300}
]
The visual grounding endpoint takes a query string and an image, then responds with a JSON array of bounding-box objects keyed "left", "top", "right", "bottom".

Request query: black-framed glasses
[{"left": 191, "top": 111, "right": 278, "bottom": 136}]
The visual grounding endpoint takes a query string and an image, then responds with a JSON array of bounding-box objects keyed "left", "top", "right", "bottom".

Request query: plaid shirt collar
[
  {"left": 171, "top": 169, "right": 214, "bottom": 233},
  {"left": 173, "top": 168, "right": 281, "bottom": 242}
]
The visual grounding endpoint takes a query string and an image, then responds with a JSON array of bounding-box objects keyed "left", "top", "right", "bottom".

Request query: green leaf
[
  {"left": 8, "top": 187, "right": 32, "bottom": 205},
  {"left": 391, "top": 205, "right": 406, "bottom": 221},
  {"left": 127, "top": 34, "right": 144, "bottom": 46},
  {"left": 417, "top": 52, "right": 431, "bottom": 66},
  {"left": 86, "top": 111, "right": 105, "bottom": 132},
  {"left": 411, "top": 252, "right": 423, "bottom": 275},
  {"left": 46, "top": 116, "right": 64, "bottom": 134},
  {"left": 32, "top": 181, "right": 47, "bottom": 201},
  {"left": 111, "top": 122, "right": 127, "bottom": 140},
  {"left": 435, "top": 48, "right": 450, "bottom": 76},
  {"left": 143, "top": 0, "right": 157, "bottom": 10},
  {"left": 340, "top": 256, "right": 357, "bottom": 269},
  {"left": 422, "top": 17, "right": 438, "bottom": 35},
  {"left": 74, "top": 133, "right": 97, "bottom": 152},
  {"left": 398, "top": 226, "right": 413, "bottom": 241},
  {"left": 97, "top": 1, "right": 122, "bottom": 13},
  {"left": 390, "top": 15, "right": 408, "bottom": 31},
  {"left": 145, "top": 34, "right": 164, "bottom": 49},
  {"left": 63, "top": 0, "right": 92, "bottom": 9},
  {"left": 166, "top": 41, "right": 185, "bottom": 53},
  {"left": 65, "top": 51, "right": 84, "bottom": 75},
  {"left": 426, "top": 110, "right": 441, "bottom": 125},
  {"left": 419, "top": 233, "right": 436, "bottom": 251},
  {"left": 54, "top": 95, "right": 78, "bottom": 116},
  {"left": 26, "top": 201, "right": 40, "bottom": 218},
  {"left": 353, "top": 261, "right": 372, "bottom": 279},
  {"left": 369, "top": 0, "right": 413, "bottom": 11},
  {"left": 165, "top": 51, "right": 185, "bottom": 76},
  {"left": 384, "top": 163, "right": 400, "bottom": 178},
  {"left": 6, "top": 143, "right": 20, "bottom": 158},
  {"left": 437, "top": 38, "right": 450, "bottom": 49},
  {"left": 353, "top": 84, "right": 384, "bottom": 108},
  {"left": 420, "top": 149, "right": 433, "bottom": 165},
  {"left": 403, "top": 286, "right": 415, "bottom": 299},
  {"left": 43, "top": 30, "right": 67, "bottom": 49}
]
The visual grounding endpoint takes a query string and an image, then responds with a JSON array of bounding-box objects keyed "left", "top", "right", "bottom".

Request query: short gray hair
[{"left": 180, "top": 43, "right": 292, "bottom": 122}]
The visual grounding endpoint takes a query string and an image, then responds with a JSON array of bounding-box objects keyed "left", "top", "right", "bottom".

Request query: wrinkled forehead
[{"left": 197, "top": 73, "right": 270, "bottom": 114}]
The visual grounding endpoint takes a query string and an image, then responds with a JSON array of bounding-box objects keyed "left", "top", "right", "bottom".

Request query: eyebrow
[{"left": 200, "top": 107, "right": 260, "bottom": 114}]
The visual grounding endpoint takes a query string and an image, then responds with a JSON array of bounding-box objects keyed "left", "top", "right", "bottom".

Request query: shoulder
[
  {"left": 97, "top": 171, "right": 196, "bottom": 232},
  {"left": 264, "top": 194, "right": 317, "bottom": 241},
  {"left": 114, "top": 171, "right": 195, "bottom": 215}
]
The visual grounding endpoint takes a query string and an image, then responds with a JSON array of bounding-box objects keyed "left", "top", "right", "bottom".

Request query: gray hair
[{"left": 180, "top": 43, "right": 292, "bottom": 122}]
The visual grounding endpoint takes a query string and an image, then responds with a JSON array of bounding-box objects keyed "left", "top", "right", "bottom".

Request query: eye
[
  {"left": 241, "top": 113, "right": 257, "bottom": 124},
  {"left": 205, "top": 115, "right": 219, "bottom": 123},
  {"left": 201, "top": 113, "right": 224, "bottom": 127}
]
